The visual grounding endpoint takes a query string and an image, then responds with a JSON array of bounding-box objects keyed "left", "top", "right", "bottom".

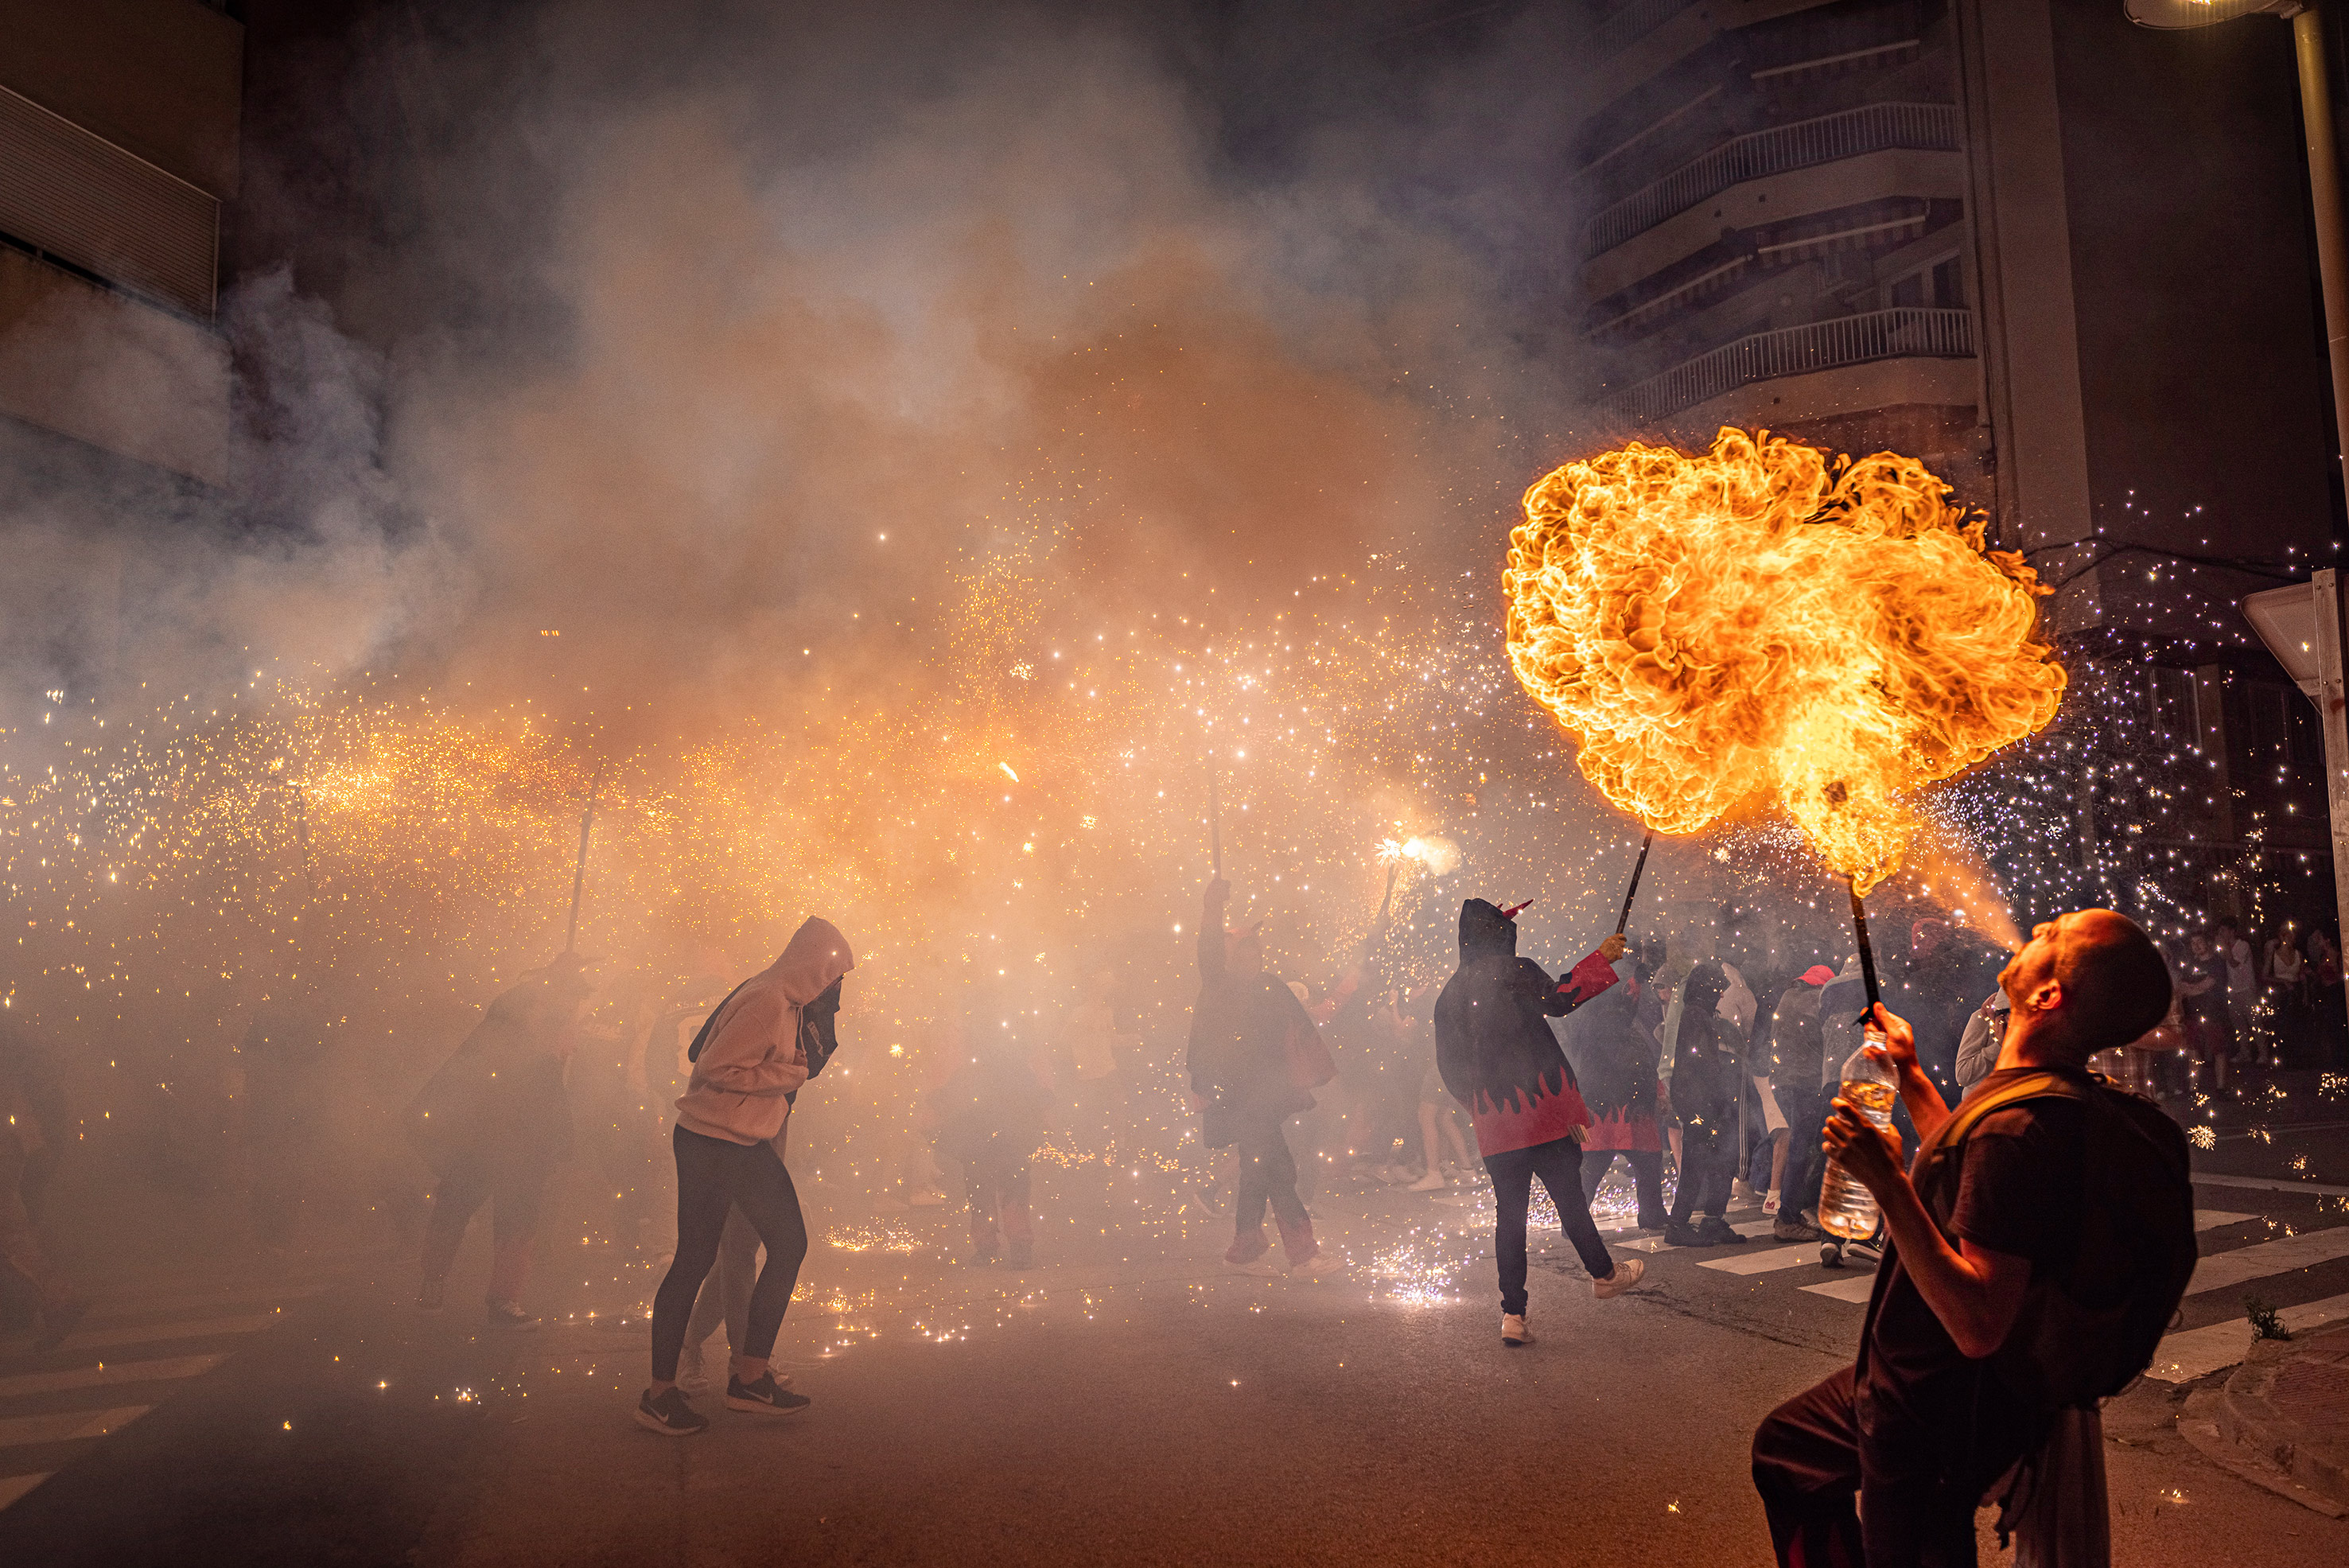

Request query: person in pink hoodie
[{"left": 636, "top": 917, "right": 854, "bottom": 1437}]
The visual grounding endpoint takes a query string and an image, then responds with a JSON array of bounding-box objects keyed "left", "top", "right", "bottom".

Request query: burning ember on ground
[{"left": 1503, "top": 427, "right": 2066, "bottom": 891}]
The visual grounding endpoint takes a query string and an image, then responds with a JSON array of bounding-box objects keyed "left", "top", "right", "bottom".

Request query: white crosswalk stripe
[
  {"left": 0, "top": 1282, "right": 306, "bottom": 1515},
  {"left": 0, "top": 1354, "right": 225, "bottom": 1400},
  {"left": 0, "top": 1405, "right": 150, "bottom": 1449},
  {"left": 2183, "top": 1225, "right": 2349, "bottom": 1297},
  {"left": 2144, "top": 1291, "right": 2349, "bottom": 1383},
  {"left": 1793, "top": 1210, "right": 2264, "bottom": 1302}
]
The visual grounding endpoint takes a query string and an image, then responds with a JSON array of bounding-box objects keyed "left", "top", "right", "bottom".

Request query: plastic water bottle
[{"left": 1818, "top": 1029, "right": 1898, "bottom": 1241}]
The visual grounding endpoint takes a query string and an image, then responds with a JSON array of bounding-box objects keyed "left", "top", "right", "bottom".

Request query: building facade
[{"left": 1565, "top": 0, "right": 2343, "bottom": 924}]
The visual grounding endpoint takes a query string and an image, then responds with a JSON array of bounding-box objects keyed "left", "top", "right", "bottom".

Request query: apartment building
[
  {"left": 1566, "top": 0, "right": 2344, "bottom": 916},
  {"left": 0, "top": 0, "right": 243, "bottom": 489}
]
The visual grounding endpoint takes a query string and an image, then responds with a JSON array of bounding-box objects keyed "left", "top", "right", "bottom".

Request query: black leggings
[
  {"left": 1484, "top": 1136, "right": 1614, "bottom": 1313},
  {"left": 1670, "top": 1131, "right": 1733, "bottom": 1224},
  {"left": 650, "top": 1126, "right": 808, "bottom": 1382}
]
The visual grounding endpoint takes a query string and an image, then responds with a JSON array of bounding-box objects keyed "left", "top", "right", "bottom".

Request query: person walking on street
[
  {"left": 0, "top": 1022, "right": 83, "bottom": 1348},
  {"left": 1764, "top": 964, "right": 1834, "bottom": 1242},
  {"left": 1664, "top": 962, "right": 1744, "bottom": 1248},
  {"left": 637, "top": 919, "right": 854, "bottom": 1437},
  {"left": 935, "top": 998, "right": 1052, "bottom": 1269},
  {"left": 1188, "top": 878, "right": 1342, "bottom": 1278},
  {"left": 1751, "top": 910, "right": 2193, "bottom": 1566},
  {"left": 674, "top": 962, "right": 847, "bottom": 1394},
  {"left": 1433, "top": 898, "right": 1643, "bottom": 1347},
  {"left": 409, "top": 959, "right": 589, "bottom": 1329},
  {"left": 1565, "top": 944, "right": 1667, "bottom": 1230}
]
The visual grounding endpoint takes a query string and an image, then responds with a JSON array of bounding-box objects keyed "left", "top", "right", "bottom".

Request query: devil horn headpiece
[{"left": 1499, "top": 899, "right": 1534, "bottom": 920}]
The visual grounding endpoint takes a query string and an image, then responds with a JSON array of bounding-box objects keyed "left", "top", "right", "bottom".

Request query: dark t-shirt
[{"left": 1857, "top": 1070, "right": 2086, "bottom": 1441}]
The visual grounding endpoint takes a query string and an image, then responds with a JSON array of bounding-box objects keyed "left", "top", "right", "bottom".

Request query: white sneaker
[
  {"left": 676, "top": 1344, "right": 714, "bottom": 1395},
  {"left": 1289, "top": 1253, "right": 1347, "bottom": 1278},
  {"left": 1501, "top": 1313, "right": 1534, "bottom": 1347},
  {"left": 1592, "top": 1256, "right": 1645, "bottom": 1299},
  {"left": 1406, "top": 1169, "right": 1447, "bottom": 1192},
  {"left": 1763, "top": 1190, "right": 1781, "bottom": 1216}
]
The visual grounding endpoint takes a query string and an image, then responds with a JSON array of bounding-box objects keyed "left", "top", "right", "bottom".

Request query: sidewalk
[{"left": 2181, "top": 1318, "right": 2349, "bottom": 1519}]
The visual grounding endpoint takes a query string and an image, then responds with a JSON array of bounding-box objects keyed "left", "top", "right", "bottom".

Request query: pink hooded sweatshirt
[{"left": 673, "top": 917, "right": 855, "bottom": 1146}]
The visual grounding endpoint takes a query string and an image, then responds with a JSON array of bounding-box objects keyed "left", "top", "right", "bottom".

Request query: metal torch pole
[
  {"left": 1848, "top": 879, "right": 1884, "bottom": 1019},
  {"left": 1615, "top": 830, "right": 1655, "bottom": 936},
  {"left": 2293, "top": 4, "right": 2349, "bottom": 507},
  {"left": 566, "top": 761, "right": 604, "bottom": 955},
  {"left": 1208, "top": 766, "right": 1222, "bottom": 878}
]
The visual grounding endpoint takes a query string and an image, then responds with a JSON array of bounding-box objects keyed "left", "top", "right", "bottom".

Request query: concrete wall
[{"left": 0, "top": 247, "right": 228, "bottom": 487}]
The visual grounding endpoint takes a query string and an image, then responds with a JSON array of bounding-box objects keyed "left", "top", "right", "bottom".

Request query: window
[{"left": 1887, "top": 253, "right": 1964, "bottom": 310}]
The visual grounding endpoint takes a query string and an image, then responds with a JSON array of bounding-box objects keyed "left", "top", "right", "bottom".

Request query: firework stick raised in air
[
  {"left": 1614, "top": 829, "right": 1655, "bottom": 936},
  {"left": 1847, "top": 877, "right": 1884, "bottom": 1021},
  {"left": 1208, "top": 765, "right": 1222, "bottom": 877},
  {"left": 566, "top": 761, "right": 604, "bottom": 954}
]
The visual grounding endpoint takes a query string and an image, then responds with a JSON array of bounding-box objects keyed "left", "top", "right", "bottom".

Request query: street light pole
[{"left": 2290, "top": 5, "right": 2349, "bottom": 501}]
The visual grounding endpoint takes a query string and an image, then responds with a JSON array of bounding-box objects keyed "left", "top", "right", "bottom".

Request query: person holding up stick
[{"left": 1433, "top": 898, "right": 1643, "bottom": 1348}]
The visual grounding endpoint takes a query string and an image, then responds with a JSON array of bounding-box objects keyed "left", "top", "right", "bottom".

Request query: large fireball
[{"left": 1503, "top": 428, "right": 2064, "bottom": 893}]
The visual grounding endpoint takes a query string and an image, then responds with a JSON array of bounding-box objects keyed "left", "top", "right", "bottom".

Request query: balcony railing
[
  {"left": 1607, "top": 307, "right": 1974, "bottom": 426},
  {"left": 1585, "top": 101, "right": 1958, "bottom": 258},
  {"left": 1591, "top": 0, "right": 1703, "bottom": 57}
]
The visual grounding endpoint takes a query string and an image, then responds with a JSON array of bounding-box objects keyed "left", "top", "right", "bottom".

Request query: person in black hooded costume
[
  {"left": 1188, "top": 878, "right": 1344, "bottom": 1277},
  {"left": 1433, "top": 898, "right": 1643, "bottom": 1347}
]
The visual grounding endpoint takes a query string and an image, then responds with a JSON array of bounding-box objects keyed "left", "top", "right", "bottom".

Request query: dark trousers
[
  {"left": 1484, "top": 1136, "right": 1614, "bottom": 1313},
  {"left": 1783, "top": 1084, "right": 1832, "bottom": 1216},
  {"left": 650, "top": 1126, "right": 809, "bottom": 1381},
  {"left": 965, "top": 1161, "right": 1034, "bottom": 1253},
  {"left": 1233, "top": 1114, "right": 1309, "bottom": 1239},
  {"left": 1752, "top": 1366, "right": 2036, "bottom": 1567},
  {"left": 421, "top": 1150, "right": 547, "bottom": 1300},
  {"left": 1581, "top": 1147, "right": 1665, "bottom": 1223},
  {"left": 1670, "top": 1130, "right": 1733, "bottom": 1223}
]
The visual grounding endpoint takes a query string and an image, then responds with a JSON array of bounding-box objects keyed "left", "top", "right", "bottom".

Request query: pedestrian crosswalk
[
  {"left": 0, "top": 1282, "right": 313, "bottom": 1515},
  {"left": 1644, "top": 1193, "right": 2349, "bottom": 1385}
]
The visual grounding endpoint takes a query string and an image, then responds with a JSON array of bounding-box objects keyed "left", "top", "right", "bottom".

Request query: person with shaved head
[{"left": 1752, "top": 909, "right": 2187, "bottom": 1566}]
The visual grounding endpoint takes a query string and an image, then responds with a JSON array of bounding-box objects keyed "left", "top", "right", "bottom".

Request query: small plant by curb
[{"left": 2246, "top": 1294, "right": 2292, "bottom": 1343}]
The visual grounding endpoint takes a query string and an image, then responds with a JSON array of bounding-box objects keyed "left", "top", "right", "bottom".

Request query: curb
[{"left": 2179, "top": 1322, "right": 2349, "bottom": 1519}]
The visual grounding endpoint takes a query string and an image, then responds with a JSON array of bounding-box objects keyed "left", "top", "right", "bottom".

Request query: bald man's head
[{"left": 2001, "top": 909, "right": 2172, "bottom": 1060}]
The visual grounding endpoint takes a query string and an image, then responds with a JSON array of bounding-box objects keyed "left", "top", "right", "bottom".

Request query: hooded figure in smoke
[
  {"left": 638, "top": 916, "right": 854, "bottom": 1437},
  {"left": 1433, "top": 898, "right": 1642, "bottom": 1345},
  {"left": 1188, "top": 877, "right": 1343, "bottom": 1277},
  {"left": 407, "top": 957, "right": 590, "bottom": 1328}
]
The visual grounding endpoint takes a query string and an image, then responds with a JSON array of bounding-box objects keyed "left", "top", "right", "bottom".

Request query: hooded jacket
[
  {"left": 675, "top": 917, "right": 855, "bottom": 1146},
  {"left": 1433, "top": 900, "right": 1620, "bottom": 1158},
  {"left": 1187, "top": 917, "right": 1317, "bottom": 1134},
  {"left": 1562, "top": 957, "right": 1657, "bottom": 1122}
]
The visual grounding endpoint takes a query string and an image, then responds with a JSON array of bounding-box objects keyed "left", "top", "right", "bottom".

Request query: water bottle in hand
[{"left": 1818, "top": 1029, "right": 1897, "bottom": 1241}]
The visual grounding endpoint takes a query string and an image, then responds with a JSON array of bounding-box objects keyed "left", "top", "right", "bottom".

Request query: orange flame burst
[{"left": 1503, "top": 428, "right": 2065, "bottom": 893}]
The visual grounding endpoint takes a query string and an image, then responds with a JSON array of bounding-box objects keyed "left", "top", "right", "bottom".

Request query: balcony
[
  {"left": 1606, "top": 306, "right": 1974, "bottom": 427},
  {"left": 1585, "top": 101, "right": 1958, "bottom": 259},
  {"left": 1590, "top": 0, "right": 1704, "bottom": 57}
]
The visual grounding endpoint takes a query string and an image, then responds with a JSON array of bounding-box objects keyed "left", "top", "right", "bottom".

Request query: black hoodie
[{"left": 1433, "top": 900, "right": 1620, "bottom": 1157}]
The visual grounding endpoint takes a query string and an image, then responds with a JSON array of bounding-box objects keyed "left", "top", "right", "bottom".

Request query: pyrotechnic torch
[{"left": 1614, "top": 831, "right": 1655, "bottom": 937}]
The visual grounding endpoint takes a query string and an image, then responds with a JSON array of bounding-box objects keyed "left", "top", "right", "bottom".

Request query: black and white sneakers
[
  {"left": 726, "top": 1372, "right": 812, "bottom": 1415},
  {"left": 636, "top": 1387, "right": 711, "bottom": 1437}
]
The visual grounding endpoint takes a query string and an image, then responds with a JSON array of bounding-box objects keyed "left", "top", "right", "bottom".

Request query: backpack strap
[
  {"left": 1912, "top": 1071, "right": 2094, "bottom": 1223},
  {"left": 685, "top": 979, "right": 753, "bottom": 1065}
]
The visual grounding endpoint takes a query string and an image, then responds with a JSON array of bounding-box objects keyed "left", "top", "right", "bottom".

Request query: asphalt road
[{"left": 5, "top": 1087, "right": 2349, "bottom": 1565}]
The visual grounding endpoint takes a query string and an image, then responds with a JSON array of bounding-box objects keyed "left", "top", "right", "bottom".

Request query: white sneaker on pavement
[
  {"left": 1592, "top": 1256, "right": 1646, "bottom": 1299},
  {"left": 1289, "top": 1253, "right": 1347, "bottom": 1278},
  {"left": 1406, "top": 1169, "right": 1447, "bottom": 1192}
]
